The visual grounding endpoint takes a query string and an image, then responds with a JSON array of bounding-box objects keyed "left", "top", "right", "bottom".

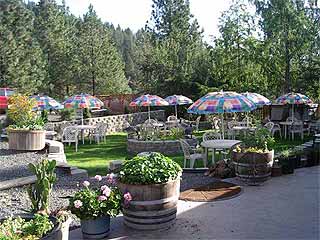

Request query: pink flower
[
  {"left": 100, "top": 185, "right": 108, "bottom": 191},
  {"left": 82, "top": 181, "right": 90, "bottom": 187},
  {"left": 98, "top": 195, "right": 108, "bottom": 201},
  {"left": 102, "top": 187, "right": 111, "bottom": 197},
  {"left": 94, "top": 175, "right": 102, "bottom": 181},
  {"left": 106, "top": 173, "right": 116, "bottom": 184},
  {"left": 124, "top": 192, "right": 132, "bottom": 202},
  {"left": 74, "top": 200, "right": 83, "bottom": 209}
]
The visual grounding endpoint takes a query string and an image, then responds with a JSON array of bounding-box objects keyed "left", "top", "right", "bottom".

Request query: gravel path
[{"left": 0, "top": 141, "right": 46, "bottom": 181}]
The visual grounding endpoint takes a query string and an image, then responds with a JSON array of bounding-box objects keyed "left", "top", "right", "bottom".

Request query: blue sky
[{"left": 56, "top": 0, "right": 234, "bottom": 42}]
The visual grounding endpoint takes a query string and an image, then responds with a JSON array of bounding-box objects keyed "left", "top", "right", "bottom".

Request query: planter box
[
  {"left": 118, "top": 178, "right": 180, "bottom": 230},
  {"left": 8, "top": 129, "right": 45, "bottom": 151},
  {"left": 232, "top": 150, "right": 274, "bottom": 185}
]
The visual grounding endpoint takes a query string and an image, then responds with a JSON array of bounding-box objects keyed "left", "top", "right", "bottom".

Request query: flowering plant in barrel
[
  {"left": 68, "top": 174, "right": 130, "bottom": 239},
  {"left": 118, "top": 152, "right": 182, "bottom": 230}
]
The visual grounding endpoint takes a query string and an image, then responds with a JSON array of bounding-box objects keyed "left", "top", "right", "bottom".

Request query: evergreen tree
[
  {"left": 0, "top": 0, "right": 45, "bottom": 93},
  {"left": 76, "top": 5, "right": 130, "bottom": 95}
]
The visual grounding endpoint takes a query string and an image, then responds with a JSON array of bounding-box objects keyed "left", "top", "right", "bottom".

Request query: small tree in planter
[
  {"left": 68, "top": 175, "right": 126, "bottom": 239},
  {"left": 118, "top": 152, "right": 182, "bottom": 230},
  {"left": 232, "top": 127, "right": 275, "bottom": 185},
  {"left": 7, "top": 95, "right": 46, "bottom": 150},
  {"left": 278, "top": 149, "right": 295, "bottom": 174}
]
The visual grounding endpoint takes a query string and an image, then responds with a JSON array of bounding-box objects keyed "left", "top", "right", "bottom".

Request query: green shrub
[
  {"left": 83, "top": 108, "right": 91, "bottom": 119},
  {"left": 119, "top": 153, "right": 182, "bottom": 185},
  {"left": 60, "top": 108, "right": 75, "bottom": 121},
  {"left": 240, "top": 127, "right": 275, "bottom": 152}
]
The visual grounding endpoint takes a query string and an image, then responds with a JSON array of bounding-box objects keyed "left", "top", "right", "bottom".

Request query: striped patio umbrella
[
  {"left": 129, "top": 94, "right": 169, "bottom": 120},
  {"left": 30, "top": 95, "right": 64, "bottom": 111},
  {"left": 63, "top": 94, "right": 104, "bottom": 124},
  {"left": 276, "top": 92, "right": 313, "bottom": 120},
  {"left": 165, "top": 95, "right": 193, "bottom": 118},
  {"left": 241, "top": 92, "right": 271, "bottom": 107},
  {"left": 188, "top": 91, "right": 256, "bottom": 138}
]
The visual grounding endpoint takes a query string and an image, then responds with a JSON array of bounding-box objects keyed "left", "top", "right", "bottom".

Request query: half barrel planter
[
  {"left": 232, "top": 150, "right": 274, "bottom": 185},
  {"left": 118, "top": 178, "right": 180, "bottom": 230},
  {"left": 8, "top": 129, "right": 46, "bottom": 151}
]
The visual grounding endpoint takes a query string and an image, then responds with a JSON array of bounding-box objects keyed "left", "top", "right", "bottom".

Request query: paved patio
[{"left": 70, "top": 166, "right": 320, "bottom": 240}]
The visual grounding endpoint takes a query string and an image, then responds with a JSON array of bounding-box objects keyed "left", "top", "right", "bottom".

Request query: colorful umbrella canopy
[
  {"left": 30, "top": 95, "right": 63, "bottom": 111},
  {"left": 188, "top": 91, "right": 256, "bottom": 138},
  {"left": 63, "top": 94, "right": 104, "bottom": 109},
  {"left": 165, "top": 95, "right": 193, "bottom": 118},
  {"left": 242, "top": 92, "right": 271, "bottom": 107},
  {"left": 130, "top": 94, "right": 169, "bottom": 120},
  {"left": 188, "top": 91, "right": 256, "bottom": 114},
  {"left": 275, "top": 92, "right": 313, "bottom": 105}
]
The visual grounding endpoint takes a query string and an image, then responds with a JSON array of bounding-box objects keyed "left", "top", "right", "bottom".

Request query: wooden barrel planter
[
  {"left": 232, "top": 150, "right": 274, "bottom": 185},
  {"left": 118, "top": 178, "right": 180, "bottom": 230},
  {"left": 8, "top": 129, "right": 46, "bottom": 151}
]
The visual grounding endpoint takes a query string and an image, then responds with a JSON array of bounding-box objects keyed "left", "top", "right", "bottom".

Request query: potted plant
[
  {"left": 7, "top": 95, "right": 46, "bottom": 150},
  {"left": 232, "top": 127, "right": 275, "bottom": 185},
  {"left": 278, "top": 149, "right": 295, "bottom": 174},
  {"left": 117, "top": 152, "right": 182, "bottom": 230},
  {"left": 271, "top": 159, "right": 282, "bottom": 177},
  {"left": 0, "top": 159, "right": 62, "bottom": 239},
  {"left": 68, "top": 175, "right": 125, "bottom": 239}
]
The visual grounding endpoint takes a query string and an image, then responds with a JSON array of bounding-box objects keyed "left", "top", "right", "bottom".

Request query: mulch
[{"left": 179, "top": 181, "right": 241, "bottom": 202}]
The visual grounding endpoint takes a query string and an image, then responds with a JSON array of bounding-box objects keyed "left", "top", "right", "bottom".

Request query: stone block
[{"left": 109, "top": 160, "right": 123, "bottom": 171}]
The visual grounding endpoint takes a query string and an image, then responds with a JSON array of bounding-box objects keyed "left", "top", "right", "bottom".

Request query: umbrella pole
[
  {"left": 148, "top": 105, "right": 151, "bottom": 121},
  {"left": 175, "top": 105, "right": 178, "bottom": 119},
  {"left": 81, "top": 108, "right": 84, "bottom": 125},
  {"left": 292, "top": 104, "right": 294, "bottom": 120}
]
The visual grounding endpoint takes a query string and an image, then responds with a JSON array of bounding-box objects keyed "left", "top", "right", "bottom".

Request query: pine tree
[
  {"left": 0, "top": 0, "right": 45, "bottom": 93},
  {"left": 76, "top": 5, "right": 131, "bottom": 95}
]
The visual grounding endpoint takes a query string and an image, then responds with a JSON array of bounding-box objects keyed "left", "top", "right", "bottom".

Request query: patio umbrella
[
  {"left": 276, "top": 92, "right": 313, "bottom": 120},
  {"left": 188, "top": 91, "right": 257, "bottom": 138},
  {"left": 241, "top": 92, "right": 271, "bottom": 107},
  {"left": 165, "top": 95, "right": 193, "bottom": 118},
  {"left": 30, "top": 95, "right": 64, "bottom": 111},
  {"left": 63, "top": 94, "right": 104, "bottom": 125},
  {"left": 129, "top": 94, "right": 169, "bottom": 120}
]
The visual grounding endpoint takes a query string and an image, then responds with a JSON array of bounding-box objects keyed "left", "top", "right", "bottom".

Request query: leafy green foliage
[
  {"left": 240, "top": 127, "right": 275, "bottom": 152},
  {"left": 60, "top": 108, "right": 76, "bottom": 121},
  {"left": 0, "top": 214, "right": 54, "bottom": 240},
  {"left": 68, "top": 183, "right": 122, "bottom": 220},
  {"left": 28, "top": 159, "right": 57, "bottom": 214},
  {"left": 119, "top": 152, "right": 182, "bottom": 184}
]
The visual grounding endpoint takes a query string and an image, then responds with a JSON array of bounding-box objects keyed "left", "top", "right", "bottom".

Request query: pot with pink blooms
[{"left": 68, "top": 174, "right": 131, "bottom": 239}]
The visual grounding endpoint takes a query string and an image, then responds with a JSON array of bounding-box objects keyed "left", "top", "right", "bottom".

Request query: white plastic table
[
  {"left": 74, "top": 125, "right": 96, "bottom": 144},
  {"left": 201, "top": 140, "right": 241, "bottom": 164}
]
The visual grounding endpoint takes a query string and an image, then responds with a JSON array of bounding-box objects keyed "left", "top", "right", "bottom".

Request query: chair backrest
[
  {"left": 227, "top": 120, "right": 237, "bottom": 129},
  {"left": 291, "top": 121, "right": 303, "bottom": 131},
  {"left": 44, "top": 123, "right": 55, "bottom": 131},
  {"left": 242, "top": 116, "right": 252, "bottom": 125},
  {"left": 212, "top": 117, "right": 221, "bottom": 130},
  {"left": 287, "top": 116, "right": 298, "bottom": 122},
  {"left": 96, "top": 123, "right": 108, "bottom": 134},
  {"left": 167, "top": 115, "right": 178, "bottom": 122},
  {"left": 62, "top": 126, "right": 78, "bottom": 141},
  {"left": 144, "top": 119, "right": 158, "bottom": 125},
  {"left": 264, "top": 122, "right": 274, "bottom": 132},
  {"left": 203, "top": 131, "right": 221, "bottom": 141},
  {"left": 179, "top": 139, "right": 191, "bottom": 159}
]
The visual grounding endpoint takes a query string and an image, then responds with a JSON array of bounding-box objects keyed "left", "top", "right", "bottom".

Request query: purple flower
[
  {"left": 82, "top": 181, "right": 90, "bottom": 187},
  {"left": 106, "top": 173, "right": 116, "bottom": 185},
  {"left": 98, "top": 195, "right": 108, "bottom": 201},
  {"left": 74, "top": 200, "right": 83, "bottom": 209},
  {"left": 94, "top": 175, "right": 102, "bottom": 181},
  {"left": 124, "top": 192, "right": 132, "bottom": 202}
]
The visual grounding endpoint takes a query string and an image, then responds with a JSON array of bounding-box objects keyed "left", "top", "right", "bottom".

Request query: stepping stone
[
  {"left": 70, "top": 168, "right": 88, "bottom": 178},
  {"left": 109, "top": 160, "right": 123, "bottom": 171},
  {"left": 0, "top": 176, "right": 36, "bottom": 191}
]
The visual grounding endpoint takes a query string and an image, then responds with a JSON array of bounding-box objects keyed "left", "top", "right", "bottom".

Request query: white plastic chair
[
  {"left": 290, "top": 121, "right": 308, "bottom": 140},
  {"left": 90, "top": 123, "right": 108, "bottom": 143},
  {"left": 264, "top": 122, "right": 282, "bottom": 138},
  {"left": 62, "top": 126, "right": 78, "bottom": 151},
  {"left": 179, "top": 139, "right": 205, "bottom": 168},
  {"left": 191, "top": 116, "right": 201, "bottom": 132},
  {"left": 167, "top": 115, "right": 178, "bottom": 122}
]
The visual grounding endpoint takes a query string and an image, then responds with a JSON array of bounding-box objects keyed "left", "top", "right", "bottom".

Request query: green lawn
[{"left": 65, "top": 132, "right": 311, "bottom": 176}]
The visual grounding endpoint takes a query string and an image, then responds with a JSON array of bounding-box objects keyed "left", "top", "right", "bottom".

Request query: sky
[{"left": 57, "top": 0, "right": 234, "bottom": 43}]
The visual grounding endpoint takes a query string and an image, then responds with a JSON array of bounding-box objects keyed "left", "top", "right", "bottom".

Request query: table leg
[
  {"left": 284, "top": 125, "right": 287, "bottom": 139},
  {"left": 211, "top": 148, "right": 215, "bottom": 165},
  {"left": 82, "top": 130, "right": 85, "bottom": 144},
  {"left": 204, "top": 148, "right": 208, "bottom": 167}
]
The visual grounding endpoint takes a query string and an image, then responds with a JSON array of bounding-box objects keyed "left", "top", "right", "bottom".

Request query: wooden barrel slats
[
  {"left": 232, "top": 150, "right": 274, "bottom": 184},
  {"left": 8, "top": 129, "right": 46, "bottom": 151},
  {"left": 118, "top": 178, "right": 180, "bottom": 230}
]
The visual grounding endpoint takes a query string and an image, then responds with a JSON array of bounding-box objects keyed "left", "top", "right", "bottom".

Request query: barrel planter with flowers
[{"left": 118, "top": 152, "right": 182, "bottom": 230}]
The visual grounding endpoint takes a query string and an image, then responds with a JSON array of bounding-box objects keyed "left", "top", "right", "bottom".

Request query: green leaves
[{"left": 119, "top": 152, "right": 182, "bottom": 185}]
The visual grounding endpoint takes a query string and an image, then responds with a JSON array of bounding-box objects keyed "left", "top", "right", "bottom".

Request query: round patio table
[
  {"left": 279, "top": 121, "right": 293, "bottom": 139},
  {"left": 201, "top": 139, "right": 242, "bottom": 164},
  {"left": 74, "top": 125, "right": 96, "bottom": 144}
]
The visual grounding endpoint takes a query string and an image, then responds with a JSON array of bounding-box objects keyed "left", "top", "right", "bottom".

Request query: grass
[{"left": 65, "top": 132, "right": 311, "bottom": 176}]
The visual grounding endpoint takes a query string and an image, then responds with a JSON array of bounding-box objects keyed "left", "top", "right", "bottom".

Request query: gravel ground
[{"left": 0, "top": 141, "right": 47, "bottom": 181}]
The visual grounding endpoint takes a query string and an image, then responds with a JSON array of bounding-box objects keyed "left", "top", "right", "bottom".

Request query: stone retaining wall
[
  {"left": 52, "top": 110, "right": 165, "bottom": 134},
  {"left": 127, "top": 138, "right": 198, "bottom": 156}
]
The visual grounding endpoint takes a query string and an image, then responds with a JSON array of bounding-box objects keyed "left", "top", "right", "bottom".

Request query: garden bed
[{"left": 127, "top": 137, "right": 198, "bottom": 155}]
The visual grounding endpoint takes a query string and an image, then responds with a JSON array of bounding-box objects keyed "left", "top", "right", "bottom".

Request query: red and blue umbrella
[
  {"left": 30, "top": 95, "right": 63, "bottom": 111},
  {"left": 130, "top": 94, "right": 169, "bottom": 120},
  {"left": 242, "top": 92, "right": 271, "bottom": 107},
  {"left": 165, "top": 95, "right": 193, "bottom": 118},
  {"left": 276, "top": 92, "right": 313, "bottom": 119},
  {"left": 188, "top": 91, "right": 256, "bottom": 138}
]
